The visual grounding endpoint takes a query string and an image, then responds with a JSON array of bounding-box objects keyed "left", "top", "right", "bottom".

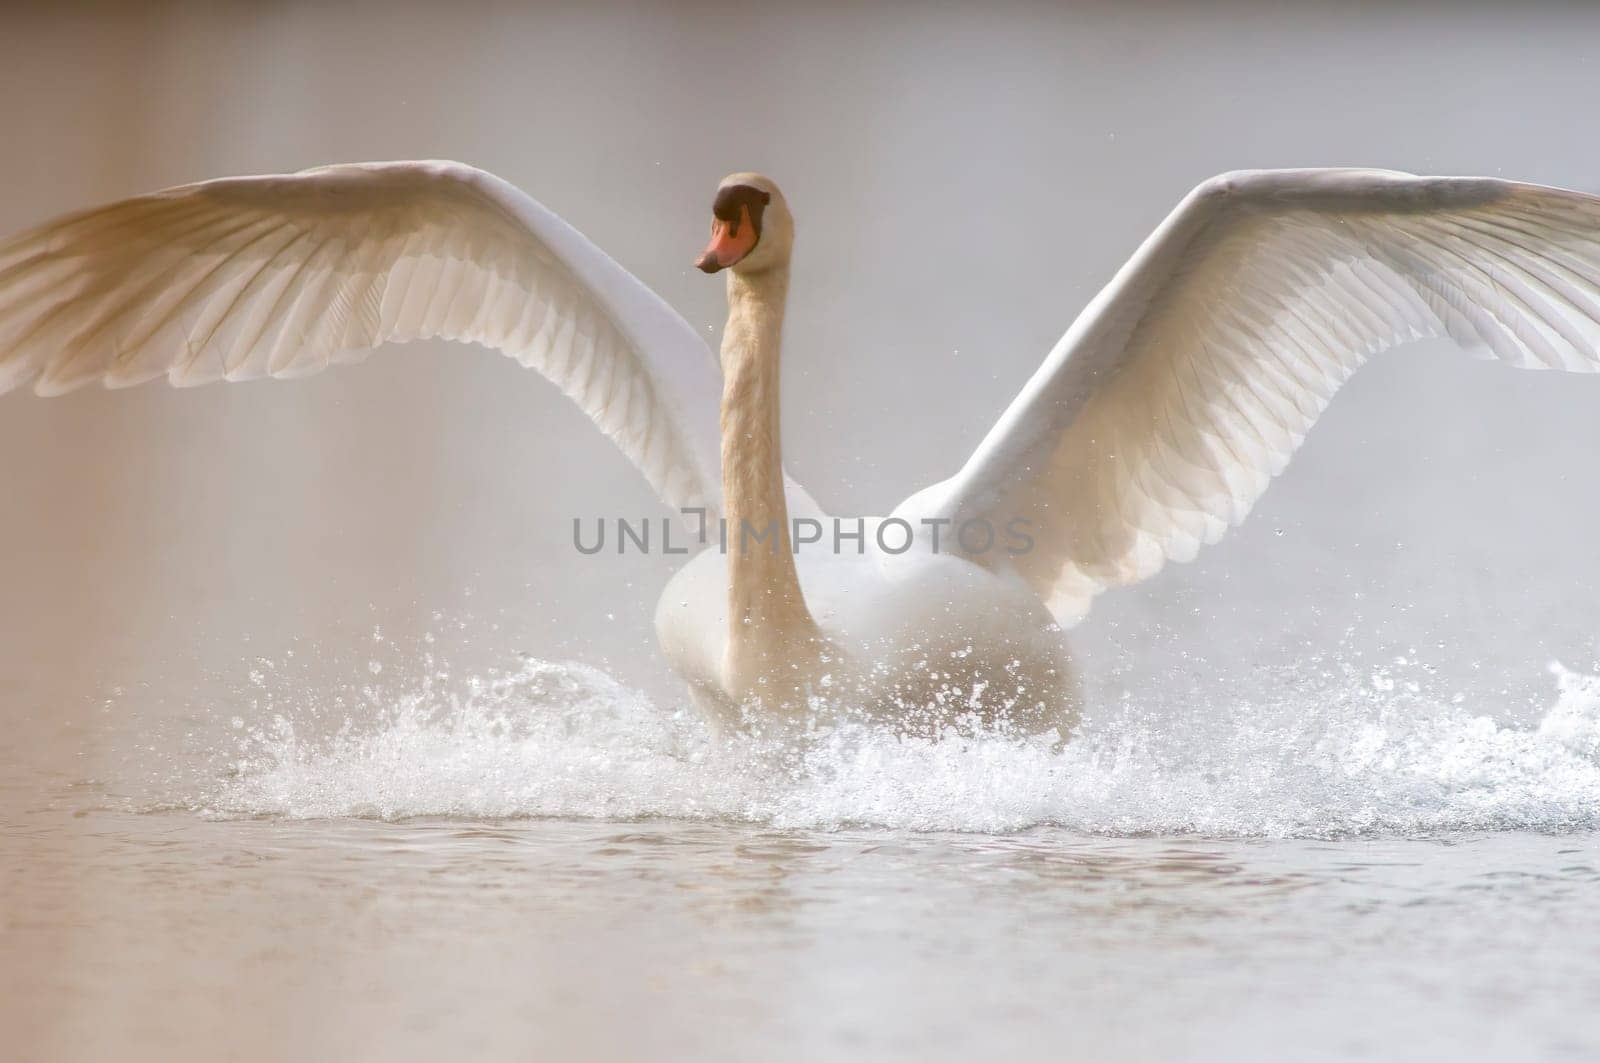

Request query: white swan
[{"left": 5, "top": 162, "right": 1600, "bottom": 735}]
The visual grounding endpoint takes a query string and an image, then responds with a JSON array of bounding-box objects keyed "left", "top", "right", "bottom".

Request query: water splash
[{"left": 200, "top": 655, "right": 1600, "bottom": 836}]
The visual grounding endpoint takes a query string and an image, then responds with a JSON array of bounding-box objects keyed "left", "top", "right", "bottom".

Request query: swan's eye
[
  {"left": 698, "top": 185, "right": 771, "bottom": 273},
  {"left": 712, "top": 184, "right": 771, "bottom": 241}
]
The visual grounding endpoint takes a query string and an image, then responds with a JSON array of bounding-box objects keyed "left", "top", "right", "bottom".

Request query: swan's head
[{"left": 696, "top": 172, "right": 792, "bottom": 275}]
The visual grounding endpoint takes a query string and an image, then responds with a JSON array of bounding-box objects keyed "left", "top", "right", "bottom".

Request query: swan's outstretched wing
[
  {"left": 896, "top": 168, "right": 1600, "bottom": 625},
  {"left": 0, "top": 160, "right": 724, "bottom": 518}
]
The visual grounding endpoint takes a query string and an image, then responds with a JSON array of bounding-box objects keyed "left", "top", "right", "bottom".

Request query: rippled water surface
[
  {"left": 6, "top": 654, "right": 1600, "bottom": 1062},
  {"left": 6, "top": 804, "right": 1598, "bottom": 1062}
]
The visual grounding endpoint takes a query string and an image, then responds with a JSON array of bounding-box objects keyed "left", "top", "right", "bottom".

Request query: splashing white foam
[{"left": 201, "top": 655, "right": 1600, "bottom": 836}]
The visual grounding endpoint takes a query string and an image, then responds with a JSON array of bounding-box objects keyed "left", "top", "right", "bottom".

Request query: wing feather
[
  {"left": 0, "top": 160, "right": 728, "bottom": 519},
  {"left": 897, "top": 168, "right": 1600, "bottom": 624}
]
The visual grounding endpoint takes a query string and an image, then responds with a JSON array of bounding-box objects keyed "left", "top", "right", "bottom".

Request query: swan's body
[
  {"left": 6, "top": 161, "right": 1600, "bottom": 735},
  {"left": 658, "top": 530, "right": 1077, "bottom": 734}
]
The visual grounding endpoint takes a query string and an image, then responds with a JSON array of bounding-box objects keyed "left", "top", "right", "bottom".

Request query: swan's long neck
[{"left": 719, "top": 265, "right": 819, "bottom": 685}]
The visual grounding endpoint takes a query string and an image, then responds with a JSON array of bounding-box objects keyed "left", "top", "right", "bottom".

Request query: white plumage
[
  {"left": 0, "top": 161, "right": 724, "bottom": 520},
  {"left": 5, "top": 162, "right": 1600, "bottom": 730},
  {"left": 897, "top": 169, "right": 1600, "bottom": 624}
]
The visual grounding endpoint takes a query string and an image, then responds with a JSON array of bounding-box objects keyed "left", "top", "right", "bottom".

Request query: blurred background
[
  {"left": 10, "top": 5, "right": 1600, "bottom": 1062},
  {"left": 4, "top": 0, "right": 1600, "bottom": 781}
]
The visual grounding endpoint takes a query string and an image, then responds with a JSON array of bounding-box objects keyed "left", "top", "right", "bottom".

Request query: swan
[{"left": 5, "top": 162, "right": 1600, "bottom": 735}]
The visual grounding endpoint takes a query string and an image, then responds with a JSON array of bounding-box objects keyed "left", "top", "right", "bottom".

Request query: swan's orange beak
[{"left": 696, "top": 205, "right": 759, "bottom": 273}]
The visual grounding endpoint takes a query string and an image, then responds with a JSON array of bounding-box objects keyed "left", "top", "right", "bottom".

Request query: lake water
[{"left": 6, "top": 649, "right": 1600, "bottom": 1062}]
